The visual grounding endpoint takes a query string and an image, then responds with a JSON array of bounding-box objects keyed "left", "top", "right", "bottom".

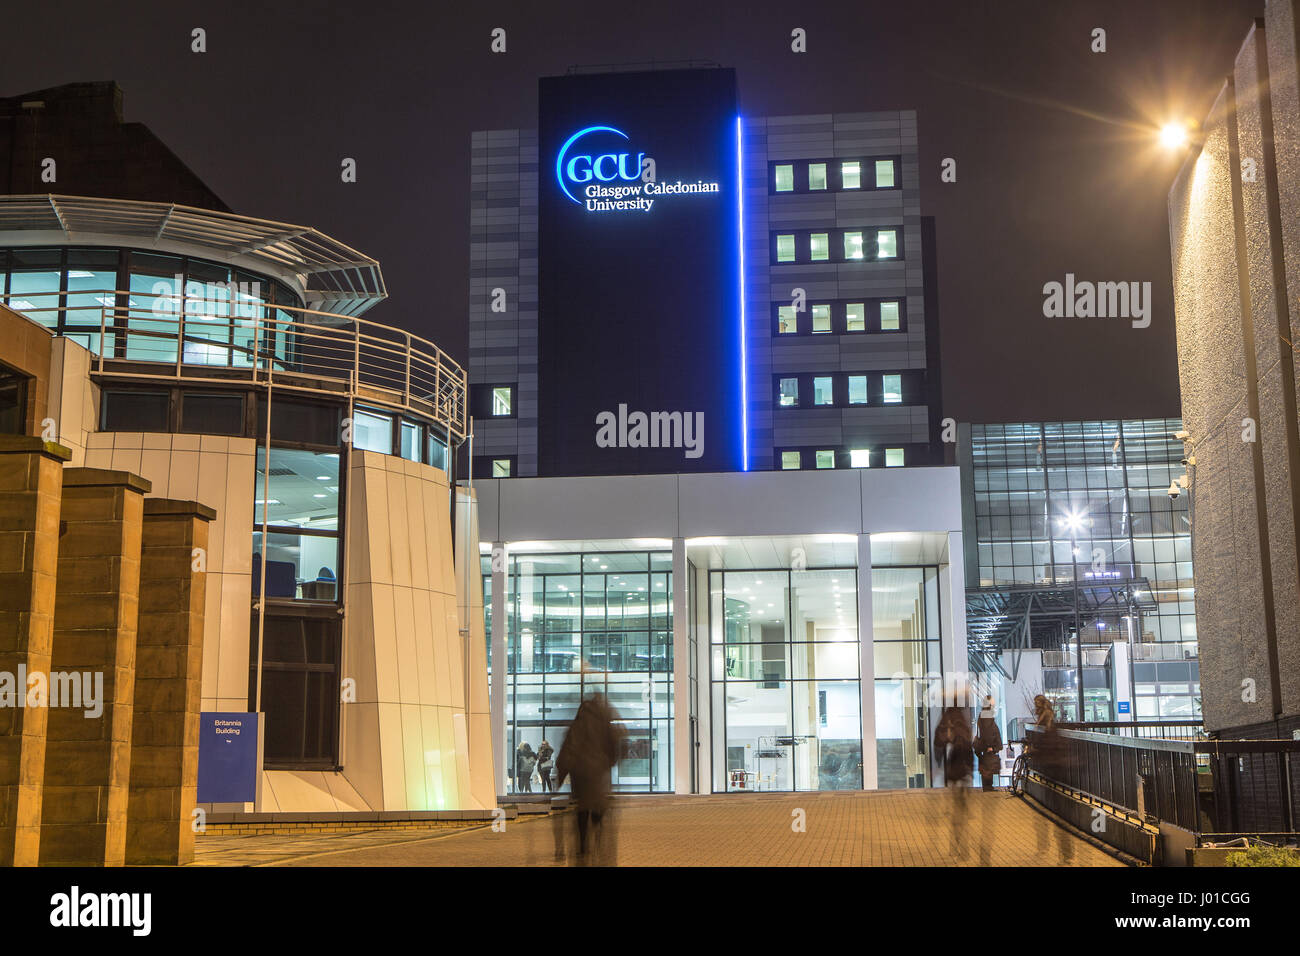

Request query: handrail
[{"left": 4, "top": 289, "right": 468, "bottom": 441}]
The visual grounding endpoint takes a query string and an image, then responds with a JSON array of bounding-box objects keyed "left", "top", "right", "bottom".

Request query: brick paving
[{"left": 193, "top": 789, "right": 1123, "bottom": 867}]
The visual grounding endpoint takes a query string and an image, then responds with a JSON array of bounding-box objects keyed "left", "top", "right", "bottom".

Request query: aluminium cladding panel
[
  {"left": 473, "top": 466, "right": 962, "bottom": 542},
  {"left": 1168, "top": 82, "right": 1272, "bottom": 732},
  {"left": 538, "top": 68, "right": 742, "bottom": 476}
]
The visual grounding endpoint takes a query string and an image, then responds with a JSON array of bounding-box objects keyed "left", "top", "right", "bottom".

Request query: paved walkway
[{"left": 193, "top": 790, "right": 1123, "bottom": 867}]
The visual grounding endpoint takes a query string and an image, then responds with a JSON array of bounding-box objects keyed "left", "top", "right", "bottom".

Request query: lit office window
[
  {"left": 813, "top": 377, "right": 834, "bottom": 406},
  {"left": 781, "top": 451, "right": 801, "bottom": 470},
  {"left": 880, "top": 301, "right": 901, "bottom": 330},
  {"left": 777, "top": 235, "right": 796, "bottom": 262},
  {"left": 810, "top": 234, "right": 829, "bottom": 261},
  {"left": 492, "top": 459, "right": 512, "bottom": 477},
  {"left": 886, "top": 448, "right": 905, "bottom": 467},
  {"left": 811, "top": 304, "right": 831, "bottom": 333},
  {"left": 808, "top": 163, "right": 828, "bottom": 190},
  {"left": 844, "top": 231, "right": 864, "bottom": 260},
  {"left": 400, "top": 420, "right": 422, "bottom": 463},
  {"left": 815, "top": 450, "right": 835, "bottom": 469},
  {"left": 882, "top": 374, "right": 903, "bottom": 404},
  {"left": 775, "top": 165, "right": 794, "bottom": 192},
  {"left": 493, "top": 386, "right": 513, "bottom": 416},
  {"left": 850, "top": 448, "right": 871, "bottom": 468},
  {"left": 846, "top": 303, "right": 866, "bottom": 332},
  {"left": 848, "top": 376, "right": 868, "bottom": 405},
  {"left": 778, "top": 305, "right": 798, "bottom": 334},
  {"left": 877, "top": 230, "right": 898, "bottom": 259},
  {"left": 875, "top": 160, "right": 896, "bottom": 188},
  {"left": 778, "top": 378, "right": 799, "bottom": 407},
  {"left": 352, "top": 409, "right": 393, "bottom": 453},
  {"left": 841, "top": 161, "right": 861, "bottom": 189}
]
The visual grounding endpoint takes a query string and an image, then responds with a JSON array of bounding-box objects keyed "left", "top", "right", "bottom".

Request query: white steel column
[
  {"left": 694, "top": 562, "right": 713, "bottom": 793},
  {"left": 942, "top": 531, "right": 969, "bottom": 688},
  {"left": 672, "top": 536, "right": 690, "bottom": 794},
  {"left": 857, "top": 533, "right": 877, "bottom": 790},
  {"left": 490, "top": 540, "right": 508, "bottom": 796}
]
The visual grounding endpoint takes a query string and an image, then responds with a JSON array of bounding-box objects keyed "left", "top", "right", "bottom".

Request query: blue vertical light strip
[{"left": 737, "top": 115, "right": 749, "bottom": 471}]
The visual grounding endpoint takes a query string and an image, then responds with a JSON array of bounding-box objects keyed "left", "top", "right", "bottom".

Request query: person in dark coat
[
  {"left": 973, "top": 695, "right": 1004, "bottom": 792},
  {"left": 515, "top": 741, "right": 537, "bottom": 793},
  {"left": 556, "top": 691, "right": 624, "bottom": 863},
  {"left": 934, "top": 699, "right": 975, "bottom": 859},
  {"left": 536, "top": 739, "right": 555, "bottom": 792},
  {"left": 1027, "top": 694, "right": 1075, "bottom": 862}
]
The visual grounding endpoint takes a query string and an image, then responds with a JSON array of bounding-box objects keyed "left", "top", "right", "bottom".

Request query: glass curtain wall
[
  {"left": 872, "top": 566, "right": 942, "bottom": 789},
  {"left": 503, "top": 550, "right": 673, "bottom": 794},
  {"left": 710, "top": 568, "right": 861, "bottom": 792},
  {"left": 970, "top": 420, "right": 1197, "bottom": 719}
]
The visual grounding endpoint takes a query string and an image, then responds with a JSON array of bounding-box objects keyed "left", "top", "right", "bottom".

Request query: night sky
[{"left": 7, "top": 0, "right": 1263, "bottom": 424}]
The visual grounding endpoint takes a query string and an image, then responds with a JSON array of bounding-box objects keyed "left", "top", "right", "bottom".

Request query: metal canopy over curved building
[{"left": 0, "top": 194, "right": 386, "bottom": 316}]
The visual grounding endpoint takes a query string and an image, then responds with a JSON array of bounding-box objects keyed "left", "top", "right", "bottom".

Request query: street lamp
[{"left": 1057, "top": 509, "right": 1088, "bottom": 722}]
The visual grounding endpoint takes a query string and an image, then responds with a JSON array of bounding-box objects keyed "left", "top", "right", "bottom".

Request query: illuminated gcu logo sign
[
  {"left": 555, "top": 124, "right": 720, "bottom": 214},
  {"left": 555, "top": 126, "right": 643, "bottom": 203}
]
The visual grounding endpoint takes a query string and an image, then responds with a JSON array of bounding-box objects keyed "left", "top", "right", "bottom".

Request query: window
[
  {"left": 850, "top": 448, "right": 871, "bottom": 468},
  {"left": 886, "top": 448, "right": 905, "bottom": 467},
  {"left": 776, "top": 235, "right": 796, "bottom": 262},
  {"left": 8, "top": 249, "right": 61, "bottom": 328},
  {"left": 427, "top": 432, "right": 449, "bottom": 472},
  {"left": 844, "top": 231, "right": 864, "bottom": 260},
  {"left": 877, "top": 230, "right": 898, "bottom": 259},
  {"left": 813, "top": 377, "right": 834, "bottom": 406},
  {"left": 778, "top": 378, "right": 799, "bottom": 407},
  {"left": 808, "top": 163, "right": 827, "bottom": 190},
  {"left": 774, "top": 165, "right": 794, "bottom": 192},
  {"left": 181, "top": 392, "right": 244, "bottom": 436},
  {"left": 64, "top": 249, "right": 120, "bottom": 355},
  {"left": 880, "top": 301, "right": 901, "bottom": 331},
  {"left": 492, "top": 459, "right": 512, "bottom": 477},
  {"left": 399, "top": 420, "right": 422, "bottom": 463},
  {"left": 815, "top": 450, "right": 835, "bottom": 469},
  {"left": 841, "top": 161, "right": 861, "bottom": 189},
  {"left": 810, "top": 234, "right": 829, "bottom": 262},
  {"left": 811, "top": 304, "right": 831, "bottom": 333},
  {"left": 253, "top": 446, "right": 341, "bottom": 604},
  {"left": 102, "top": 390, "right": 170, "bottom": 434},
  {"left": 875, "top": 160, "right": 896, "bottom": 188},
  {"left": 777, "top": 305, "right": 798, "bottom": 334},
  {"left": 259, "top": 397, "right": 340, "bottom": 446},
  {"left": 848, "top": 376, "right": 868, "bottom": 405},
  {"left": 101, "top": 389, "right": 169, "bottom": 432},
  {"left": 352, "top": 409, "right": 393, "bottom": 453},
  {"left": 781, "top": 451, "right": 801, "bottom": 470},
  {"left": 250, "top": 610, "right": 341, "bottom": 768},
  {"left": 846, "top": 303, "right": 865, "bottom": 332},
  {"left": 882, "top": 374, "right": 903, "bottom": 404},
  {"left": 492, "top": 386, "right": 513, "bottom": 416}
]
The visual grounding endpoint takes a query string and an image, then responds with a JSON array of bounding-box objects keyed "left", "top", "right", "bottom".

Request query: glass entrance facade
[
  {"left": 710, "top": 568, "right": 862, "bottom": 792},
  {"left": 502, "top": 549, "right": 674, "bottom": 793}
]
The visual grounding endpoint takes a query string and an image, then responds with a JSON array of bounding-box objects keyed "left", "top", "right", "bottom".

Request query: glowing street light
[{"left": 1160, "top": 122, "right": 1190, "bottom": 149}]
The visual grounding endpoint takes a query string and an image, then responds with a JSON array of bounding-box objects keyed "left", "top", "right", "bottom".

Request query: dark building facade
[
  {"left": 1, "top": 82, "right": 228, "bottom": 210},
  {"left": 468, "top": 66, "right": 943, "bottom": 479}
]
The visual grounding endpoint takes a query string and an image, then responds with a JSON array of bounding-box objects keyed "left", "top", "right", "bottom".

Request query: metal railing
[
  {"left": 1026, "top": 725, "right": 1300, "bottom": 843},
  {"left": 6, "top": 290, "right": 468, "bottom": 441},
  {"left": 1131, "top": 641, "right": 1199, "bottom": 661},
  {"left": 1057, "top": 720, "right": 1205, "bottom": 741}
]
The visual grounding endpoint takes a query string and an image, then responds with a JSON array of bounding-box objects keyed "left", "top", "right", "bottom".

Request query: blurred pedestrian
[
  {"left": 556, "top": 691, "right": 624, "bottom": 863},
  {"left": 537, "top": 739, "right": 555, "bottom": 793},
  {"left": 974, "top": 695, "right": 1003, "bottom": 792},
  {"left": 516, "top": 741, "right": 537, "bottom": 794},
  {"left": 934, "top": 696, "right": 975, "bottom": 860}
]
